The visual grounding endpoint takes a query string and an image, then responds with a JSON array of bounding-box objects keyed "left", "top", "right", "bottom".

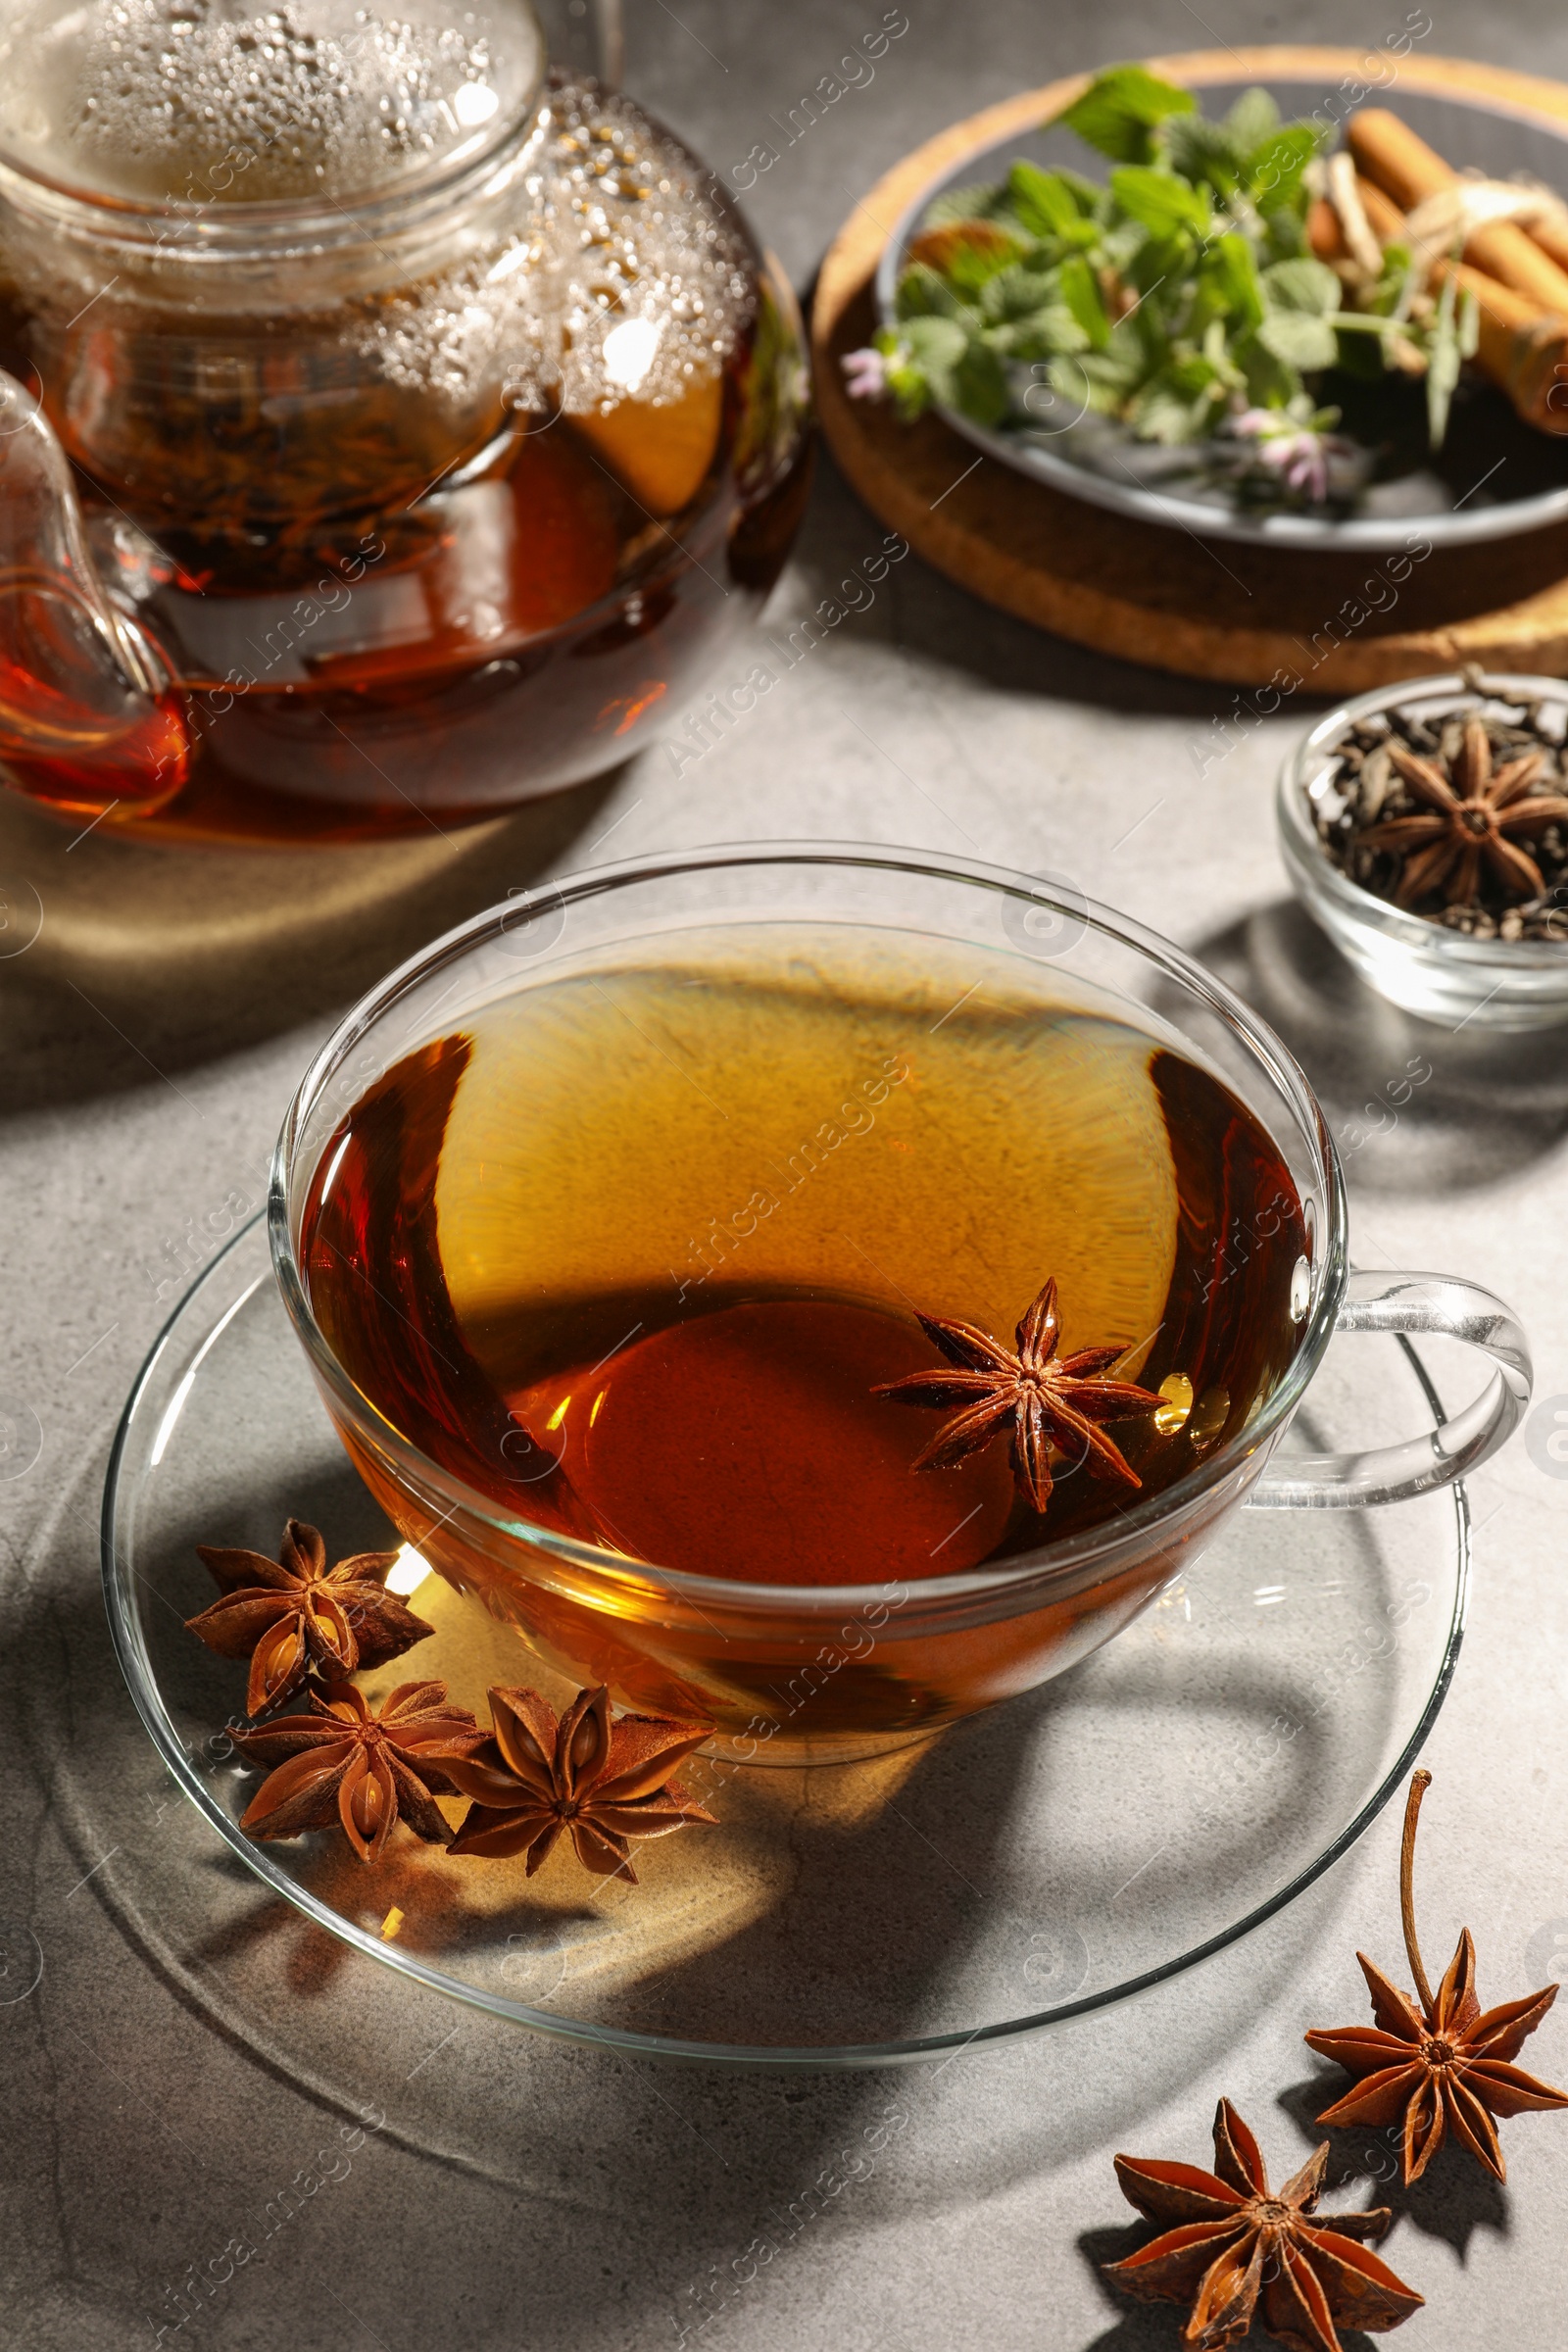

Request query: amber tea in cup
[{"left": 295, "top": 918, "right": 1310, "bottom": 1742}]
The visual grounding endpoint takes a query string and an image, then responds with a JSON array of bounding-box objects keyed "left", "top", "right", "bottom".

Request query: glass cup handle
[{"left": 1247, "top": 1269, "right": 1532, "bottom": 1509}]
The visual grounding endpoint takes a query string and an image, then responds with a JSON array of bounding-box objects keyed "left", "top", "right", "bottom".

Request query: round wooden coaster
[{"left": 812, "top": 46, "right": 1568, "bottom": 692}]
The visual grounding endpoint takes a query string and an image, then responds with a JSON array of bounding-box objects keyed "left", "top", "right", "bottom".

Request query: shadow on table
[
  {"left": 0, "top": 765, "right": 618, "bottom": 1112},
  {"left": 1194, "top": 898, "right": 1568, "bottom": 1193},
  {"left": 1277, "top": 2072, "right": 1511, "bottom": 2258},
  {"left": 803, "top": 437, "right": 1270, "bottom": 720},
  {"left": 1076, "top": 2220, "right": 1228, "bottom": 2352}
]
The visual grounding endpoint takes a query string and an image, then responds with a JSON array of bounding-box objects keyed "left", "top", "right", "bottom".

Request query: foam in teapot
[{"left": 0, "top": 0, "right": 542, "bottom": 203}]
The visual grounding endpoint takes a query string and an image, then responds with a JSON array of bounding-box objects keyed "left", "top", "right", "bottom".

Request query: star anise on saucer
[
  {"left": 234, "top": 1679, "right": 486, "bottom": 1863},
  {"left": 187, "top": 1518, "right": 433, "bottom": 1716},
  {"left": 1103, "top": 2097, "right": 1422, "bottom": 2352},
  {"left": 444, "top": 1685, "right": 716, "bottom": 1883},
  {"left": 1305, "top": 1770, "right": 1568, "bottom": 2182},
  {"left": 1361, "top": 715, "right": 1568, "bottom": 907},
  {"left": 870, "top": 1275, "right": 1160, "bottom": 1513}
]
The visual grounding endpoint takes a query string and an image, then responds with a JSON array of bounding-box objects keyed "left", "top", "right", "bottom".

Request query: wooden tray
[{"left": 811, "top": 47, "right": 1568, "bottom": 692}]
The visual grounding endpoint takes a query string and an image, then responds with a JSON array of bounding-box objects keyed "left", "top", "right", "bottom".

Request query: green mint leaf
[
  {"left": 1197, "top": 232, "right": 1263, "bottom": 335},
  {"left": 980, "top": 263, "right": 1065, "bottom": 325},
  {"left": 901, "top": 314, "right": 969, "bottom": 374},
  {"left": 1162, "top": 113, "right": 1246, "bottom": 196},
  {"left": 990, "top": 306, "right": 1091, "bottom": 361},
  {"left": 1223, "top": 86, "right": 1279, "bottom": 153},
  {"left": 883, "top": 315, "right": 969, "bottom": 422},
  {"left": 1068, "top": 347, "right": 1146, "bottom": 416},
  {"left": 935, "top": 226, "right": 1035, "bottom": 300},
  {"left": 1110, "top": 165, "right": 1211, "bottom": 239},
  {"left": 951, "top": 335, "right": 1012, "bottom": 428},
  {"left": 1048, "top": 64, "right": 1195, "bottom": 166},
  {"left": 1005, "top": 162, "right": 1087, "bottom": 239},
  {"left": 1057, "top": 252, "right": 1111, "bottom": 348},
  {"left": 895, "top": 262, "right": 971, "bottom": 323},
  {"left": 1260, "top": 257, "right": 1342, "bottom": 317},
  {"left": 923, "top": 180, "right": 1007, "bottom": 227},
  {"left": 1240, "top": 335, "right": 1303, "bottom": 409},
  {"left": 1256, "top": 309, "right": 1340, "bottom": 371},
  {"left": 1054, "top": 166, "right": 1115, "bottom": 215},
  {"left": 1102, "top": 216, "right": 1151, "bottom": 276},
  {"left": 883, "top": 374, "right": 932, "bottom": 423},
  {"left": 1263, "top": 205, "right": 1309, "bottom": 261},
  {"left": 1247, "top": 122, "right": 1322, "bottom": 211},
  {"left": 1128, "top": 356, "right": 1226, "bottom": 444}
]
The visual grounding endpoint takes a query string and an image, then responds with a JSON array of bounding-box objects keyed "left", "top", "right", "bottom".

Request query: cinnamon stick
[
  {"left": 1523, "top": 208, "right": 1568, "bottom": 280},
  {"left": 1356, "top": 175, "right": 1408, "bottom": 249},
  {"left": 1308, "top": 167, "right": 1568, "bottom": 436},
  {"left": 1307, "top": 196, "right": 1347, "bottom": 266},
  {"left": 1439, "top": 259, "right": 1568, "bottom": 434},
  {"left": 1348, "top": 107, "right": 1568, "bottom": 315}
]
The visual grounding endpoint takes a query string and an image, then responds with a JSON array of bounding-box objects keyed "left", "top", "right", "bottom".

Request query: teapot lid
[{"left": 0, "top": 0, "right": 547, "bottom": 212}]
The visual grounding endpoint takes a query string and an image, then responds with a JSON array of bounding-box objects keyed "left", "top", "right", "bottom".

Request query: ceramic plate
[{"left": 875, "top": 70, "right": 1568, "bottom": 550}]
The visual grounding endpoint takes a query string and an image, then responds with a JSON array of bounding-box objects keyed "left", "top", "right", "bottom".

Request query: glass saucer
[{"left": 102, "top": 1216, "right": 1467, "bottom": 2068}]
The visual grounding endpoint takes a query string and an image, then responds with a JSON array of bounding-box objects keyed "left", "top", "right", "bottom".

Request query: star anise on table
[
  {"left": 870, "top": 1275, "right": 1161, "bottom": 1513},
  {"left": 1103, "top": 2097, "right": 1423, "bottom": 2352},
  {"left": 444, "top": 1685, "right": 716, "bottom": 1883},
  {"left": 1360, "top": 715, "right": 1568, "bottom": 907},
  {"left": 1305, "top": 1769, "right": 1568, "bottom": 2182},
  {"left": 186, "top": 1518, "right": 433, "bottom": 1716},
  {"left": 234, "top": 1679, "right": 486, "bottom": 1863}
]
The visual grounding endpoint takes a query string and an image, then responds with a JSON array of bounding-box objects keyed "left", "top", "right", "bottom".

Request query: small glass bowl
[{"left": 1277, "top": 672, "right": 1568, "bottom": 1032}]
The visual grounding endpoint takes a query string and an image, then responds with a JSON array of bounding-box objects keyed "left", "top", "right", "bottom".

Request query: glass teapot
[{"left": 0, "top": 0, "right": 810, "bottom": 844}]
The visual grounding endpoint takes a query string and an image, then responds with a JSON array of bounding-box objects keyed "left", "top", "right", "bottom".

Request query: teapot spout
[{"left": 0, "top": 369, "right": 187, "bottom": 823}]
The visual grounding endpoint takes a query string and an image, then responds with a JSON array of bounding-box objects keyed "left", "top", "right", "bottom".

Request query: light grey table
[{"left": 5, "top": 5, "right": 1568, "bottom": 2347}]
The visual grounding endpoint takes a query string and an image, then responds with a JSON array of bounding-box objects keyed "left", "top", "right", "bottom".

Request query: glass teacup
[{"left": 271, "top": 844, "right": 1530, "bottom": 1763}]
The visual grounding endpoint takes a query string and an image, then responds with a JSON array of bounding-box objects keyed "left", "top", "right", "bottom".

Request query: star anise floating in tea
[
  {"left": 1362, "top": 716, "right": 1568, "bottom": 907},
  {"left": 1103, "top": 2097, "right": 1422, "bottom": 2352},
  {"left": 187, "top": 1517, "right": 433, "bottom": 1715},
  {"left": 871, "top": 1275, "right": 1161, "bottom": 1512},
  {"left": 234, "top": 1679, "right": 486, "bottom": 1863},
  {"left": 445, "top": 1684, "right": 716, "bottom": 1882},
  {"left": 1305, "top": 1770, "right": 1568, "bottom": 2182}
]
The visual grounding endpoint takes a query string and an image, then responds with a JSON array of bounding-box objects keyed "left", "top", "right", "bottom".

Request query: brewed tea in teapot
[{"left": 0, "top": 0, "right": 810, "bottom": 840}]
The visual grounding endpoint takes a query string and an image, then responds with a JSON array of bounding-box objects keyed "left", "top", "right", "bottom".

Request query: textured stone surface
[{"left": 4, "top": 4, "right": 1568, "bottom": 2347}]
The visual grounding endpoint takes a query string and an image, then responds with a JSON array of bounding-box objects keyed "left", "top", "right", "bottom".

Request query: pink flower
[
  {"left": 1260, "top": 430, "right": 1329, "bottom": 503},
  {"left": 1230, "top": 409, "right": 1348, "bottom": 505},
  {"left": 841, "top": 346, "right": 889, "bottom": 400}
]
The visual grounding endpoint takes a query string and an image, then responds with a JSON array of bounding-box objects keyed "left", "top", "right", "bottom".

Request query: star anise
[
  {"left": 1361, "top": 715, "right": 1568, "bottom": 907},
  {"left": 1305, "top": 1769, "right": 1568, "bottom": 2182},
  {"left": 1103, "top": 2096, "right": 1423, "bottom": 2352},
  {"left": 444, "top": 1685, "right": 716, "bottom": 1883},
  {"left": 234, "top": 1679, "right": 486, "bottom": 1863},
  {"left": 870, "top": 1275, "right": 1161, "bottom": 1513},
  {"left": 186, "top": 1518, "right": 433, "bottom": 1716}
]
